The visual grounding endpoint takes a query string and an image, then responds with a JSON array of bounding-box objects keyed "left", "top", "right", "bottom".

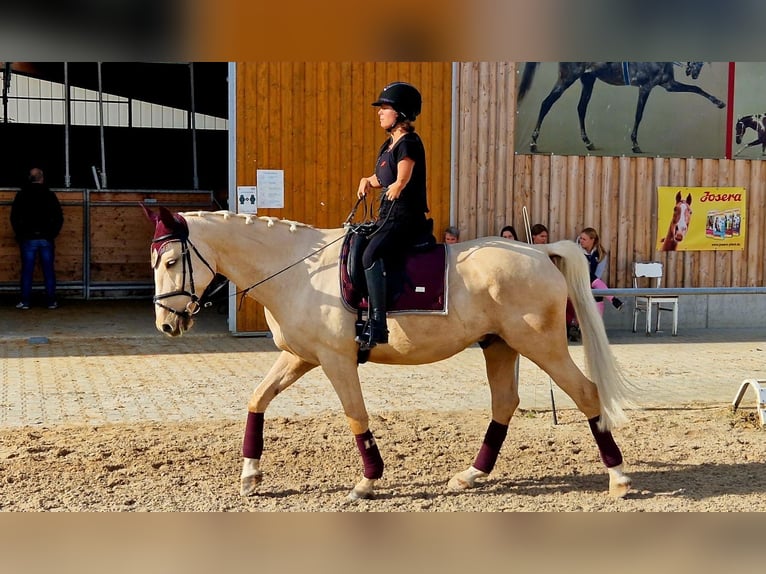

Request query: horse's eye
[{"left": 166, "top": 259, "right": 177, "bottom": 267}]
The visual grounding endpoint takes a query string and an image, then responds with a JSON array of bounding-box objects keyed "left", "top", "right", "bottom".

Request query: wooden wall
[
  {"left": 0, "top": 189, "right": 214, "bottom": 296},
  {"left": 234, "top": 62, "right": 454, "bottom": 332},
  {"left": 452, "top": 62, "right": 766, "bottom": 290}
]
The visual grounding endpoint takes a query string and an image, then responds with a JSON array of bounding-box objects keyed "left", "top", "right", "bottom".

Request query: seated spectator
[
  {"left": 500, "top": 225, "right": 518, "bottom": 240},
  {"left": 444, "top": 226, "right": 460, "bottom": 244},
  {"left": 566, "top": 227, "right": 623, "bottom": 342},
  {"left": 577, "top": 227, "right": 624, "bottom": 314},
  {"left": 529, "top": 223, "right": 549, "bottom": 244}
]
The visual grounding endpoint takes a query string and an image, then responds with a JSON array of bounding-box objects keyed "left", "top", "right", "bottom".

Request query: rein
[{"left": 236, "top": 196, "right": 374, "bottom": 306}]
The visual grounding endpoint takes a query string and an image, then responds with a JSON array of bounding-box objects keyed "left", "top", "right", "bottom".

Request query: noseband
[{"left": 152, "top": 232, "right": 221, "bottom": 320}]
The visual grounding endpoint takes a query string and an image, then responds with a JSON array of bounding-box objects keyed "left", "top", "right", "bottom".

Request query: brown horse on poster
[
  {"left": 661, "top": 191, "right": 693, "bottom": 251},
  {"left": 144, "top": 206, "right": 638, "bottom": 502}
]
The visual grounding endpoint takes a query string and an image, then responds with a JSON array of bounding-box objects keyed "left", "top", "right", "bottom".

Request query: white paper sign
[
  {"left": 236, "top": 186, "right": 258, "bottom": 214},
  {"left": 256, "top": 169, "right": 285, "bottom": 208}
]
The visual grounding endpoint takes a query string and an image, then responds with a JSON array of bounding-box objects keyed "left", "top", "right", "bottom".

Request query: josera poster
[{"left": 656, "top": 187, "right": 746, "bottom": 252}]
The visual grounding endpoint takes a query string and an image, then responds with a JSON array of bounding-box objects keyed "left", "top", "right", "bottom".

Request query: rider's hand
[{"left": 357, "top": 177, "right": 371, "bottom": 199}]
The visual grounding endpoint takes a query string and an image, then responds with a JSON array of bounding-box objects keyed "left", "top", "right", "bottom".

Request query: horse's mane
[{"left": 182, "top": 210, "right": 315, "bottom": 233}]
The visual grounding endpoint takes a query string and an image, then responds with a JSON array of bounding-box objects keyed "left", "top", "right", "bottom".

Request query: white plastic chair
[{"left": 632, "top": 261, "right": 679, "bottom": 336}]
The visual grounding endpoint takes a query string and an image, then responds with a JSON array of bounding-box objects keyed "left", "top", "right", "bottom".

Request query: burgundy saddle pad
[{"left": 339, "top": 233, "right": 448, "bottom": 314}]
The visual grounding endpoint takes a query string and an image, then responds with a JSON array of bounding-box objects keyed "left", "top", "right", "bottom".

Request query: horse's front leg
[
  {"left": 240, "top": 351, "right": 317, "bottom": 496},
  {"left": 531, "top": 76, "right": 578, "bottom": 152},
  {"left": 321, "top": 357, "right": 382, "bottom": 501},
  {"left": 631, "top": 86, "right": 653, "bottom": 153},
  {"left": 577, "top": 75, "right": 597, "bottom": 150},
  {"left": 663, "top": 80, "right": 726, "bottom": 108},
  {"left": 449, "top": 339, "right": 518, "bottom": 491}
]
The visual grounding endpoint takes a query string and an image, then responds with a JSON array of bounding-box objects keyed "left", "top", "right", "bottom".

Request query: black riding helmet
[{"left": 371, "top": 81, "right": 422, "bottom": 121}]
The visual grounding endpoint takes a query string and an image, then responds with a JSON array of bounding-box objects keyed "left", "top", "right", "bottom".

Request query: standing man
[{"left": 10, "top": 167, "right": 63, "bottom": 309}]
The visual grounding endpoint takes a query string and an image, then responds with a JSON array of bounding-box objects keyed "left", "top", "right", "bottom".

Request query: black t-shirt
[{"left": 374, "top": 132, "right": 429, "bottom": 217}]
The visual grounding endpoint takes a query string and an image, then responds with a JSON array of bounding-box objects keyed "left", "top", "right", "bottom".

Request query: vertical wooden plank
[
  {"left": 549, "top": 156, "right": 567, "bottom": 241},
  {"left": 514, "top": 154, "right": 532, "bottom": 238},
  {"left": 495, "top": 63, "right": 511, "bottom": 236},
  {"left": 599, "top": 156, "right": 615, "bottom": 271},
  {"left": 631, "top": 157, "right": 652, "bottom": 286},
  {"left": 615, "top": 156, "right": 633, "bottom": 291},
  {"left": 749, "top": 160, "right": 765, "bottom": 286},
  {"left": 583, "top": 155, "right": 599, "bottom": 240},
  {"left": 530, "top": 154, "right": 545, "bottom": 233},
  {"left": 683, "top": 158, "right": 700, "bottom": 287},
  {"left": 662, "top": 157, "right": 683, "bottom": 287},
  {"left": 714, "top": 158, "right": 734, "bottom": 287},
  {"left": 731, "top": 159, "right": 750, "bottom": 286},
  {"left": 474, "top": 62, "right": 490, "bottom": 239},
  {"left": 565, "top": 155, "right": 581, "bottom": 241},
  {"left": 698, "top": 159, "right": 717, "bottom": 287}
]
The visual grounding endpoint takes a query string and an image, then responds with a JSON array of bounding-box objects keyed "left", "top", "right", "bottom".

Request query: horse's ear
[
  {"left": 140, "top": 202, "right": 159, "bottom": 223},
  {"left": 675, "top": 191, "right": 682, "bottom": 203},
  {"left": 686, "top": 193, "right": 692, "bottom": 205},
  {"left": 158, "top": 206, "right": 180, "bottom": 230}
]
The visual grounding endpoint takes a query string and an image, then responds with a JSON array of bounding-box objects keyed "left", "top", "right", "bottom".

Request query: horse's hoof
[
  {"left": 346, "top": 477, "right": 375, "bottom": 501},
  {"left": 346, "top": 488, "right": 374, "bottom": 501},
  {"left": 240, "top": 470, "right": 263, "bottom": 496},
  {"left": 585, "top": 142, "right": 595, "bottom": 151},
  {"left": 530, "top": 143, "right": 538, "bottom": 153},
  {"left": 609, "top": 477, "right": 632, "bottom": 499},
  {"left": 448, "top": 467, "right": 487, "bottom": 491},
  {"left": 447, "top": 475, "right": 471, "bottom": 491},
  {"left": 632, "top": 145, "right": 643, "bottom": 154},
  {"left": 717, "top": 100, "right": 726, "bottom": 109}
]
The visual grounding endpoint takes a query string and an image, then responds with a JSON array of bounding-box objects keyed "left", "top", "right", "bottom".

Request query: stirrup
[{"left": 355, "top": 320, "right": 387, "bottom": 350}]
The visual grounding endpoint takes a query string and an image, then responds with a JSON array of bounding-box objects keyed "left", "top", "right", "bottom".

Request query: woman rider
[{"left": 355, "top": 81, "right": 429, "bottom": 350}]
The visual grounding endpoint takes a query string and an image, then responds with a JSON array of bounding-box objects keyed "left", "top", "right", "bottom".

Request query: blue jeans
[{"left": 19, "top": 239, "right": 57, "bottom": 305}]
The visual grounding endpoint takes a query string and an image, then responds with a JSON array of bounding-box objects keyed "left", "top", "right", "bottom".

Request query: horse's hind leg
[
  {"left": 241, "top": 350, "right": 317, "bottom": 496},
  {"left": 449, "top": 338, "right": 519, "bottom": 491},
  {"left": 532, "top": 351, "right": 631, "bottom": 498}
]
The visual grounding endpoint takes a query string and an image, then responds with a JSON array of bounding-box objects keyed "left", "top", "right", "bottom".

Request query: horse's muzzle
[{"left": 157, "top": 314, "right": 193, "bottom": 337}]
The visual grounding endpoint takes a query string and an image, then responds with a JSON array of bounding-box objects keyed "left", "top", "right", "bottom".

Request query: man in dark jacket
[{"left": 10, "top": 168, "right": 64, "bottom": 309}]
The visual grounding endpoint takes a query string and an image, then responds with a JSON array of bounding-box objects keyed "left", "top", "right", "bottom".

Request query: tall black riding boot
[{"left": 355, "top": 260, "right": 389, "bottom": 349}]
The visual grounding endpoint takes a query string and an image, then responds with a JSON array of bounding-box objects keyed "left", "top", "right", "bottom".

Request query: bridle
[
  {"left": 151, "top": 197, "right": 374, "bottom": 319},
  {"left": 685, "top": 62, "right": 703, "bottom": 79},
  {"left": 151, "top": 232, "right": 223, "bottom": 320}
]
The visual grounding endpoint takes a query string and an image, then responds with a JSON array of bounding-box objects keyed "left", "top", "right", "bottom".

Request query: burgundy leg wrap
[
  {"left": 473, "top": 420, "right": 509, "bottom": 474},
  {"left": 242, "top": 412, "right": 265, "bottom": 459},
  {"left": 588, "top": 416, "right": 623, "bottom": 468},
  {"left": 354, "top": 430, "right": 384, "bottom": 479}
]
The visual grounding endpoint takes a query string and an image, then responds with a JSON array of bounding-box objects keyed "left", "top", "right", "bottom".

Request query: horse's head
[
  {"left": 142, "top": 204, "right": 217, "bottom": 337},
  {"left": 671, "top": 191, "right": 693, "bottom": 243},
  {"left": 685, "top": 62, "right": 703, "bottom": 79},
  {"left": 735, "top": 118, "right": 746, "bottom": 144}
]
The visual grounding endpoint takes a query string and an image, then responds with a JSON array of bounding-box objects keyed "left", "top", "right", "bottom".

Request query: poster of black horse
[
  {"left": 731, "top": 63, "right": 766, "bottom": 159},
  {"left": 515, "top": 62, "right": 729, "bottom": 158}
]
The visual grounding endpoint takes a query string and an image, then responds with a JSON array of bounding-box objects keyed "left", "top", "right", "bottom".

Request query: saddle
[{"left": 339, "top": 222, "right": 448, "bottom": 315}]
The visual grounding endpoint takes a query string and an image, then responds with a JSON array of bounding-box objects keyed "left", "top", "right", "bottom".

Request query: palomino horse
[
  {"left": 661, "top": 191, "right": 693, "bottom": 251},
  {"left": 145, "top": 206, "right": 637, "bottom": 500},
  {"left": 518, "top": 62, "right": 726, "bottom": 154},
  {"left": 734, "top": 113, "right": 766, "bottom": 156}
]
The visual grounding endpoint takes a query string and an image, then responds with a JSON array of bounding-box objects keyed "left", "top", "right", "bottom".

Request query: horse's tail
[
  {"left": 518, "top": 62, "right": 539, "bottom": 101},
  {"left": 540, "top": 240, "right": 637, "bottom": 431}
]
